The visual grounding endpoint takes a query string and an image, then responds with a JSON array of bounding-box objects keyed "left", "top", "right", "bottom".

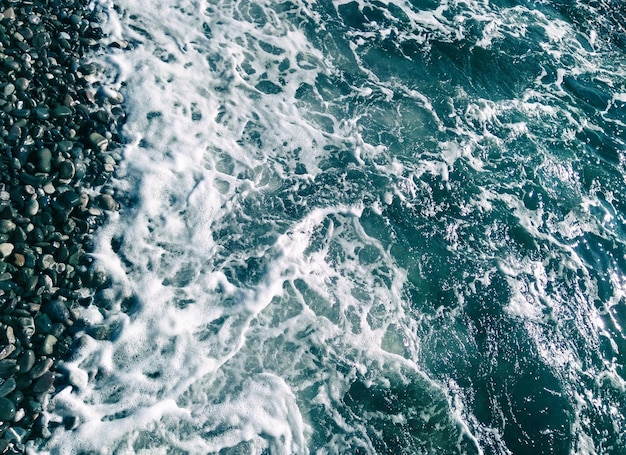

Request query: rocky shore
[{"left": 0, "top": 1, "right": 124, "bottom": 452}]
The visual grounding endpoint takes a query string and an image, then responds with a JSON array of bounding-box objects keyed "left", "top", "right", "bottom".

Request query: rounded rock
[
  {"left": 40, "top": 334, "right": 57, "bottom": 355},
  {"left": 89, "top": 132, "right": 108, "bottom": 151},
  {"left": 3, "top": 84, "right": 15, "bottom": 97},
  {"left": 33, "top": 107, "right": 50, "bottom": 120},
  {"left": 14, "top": 78, "right": 29, "bottom": 91},
  {"left": 24, "top": 199, "right": 39, "bottom": 217},
  {"left": 0, "top": 378, "right": 16, "bottom": 397},
  {"left": 29, "top": 358, "right": 52, "bottom": 380},
  {"left": 58, "top": 160, "right": 76, "bottom": 181},
  {"left": 32, "top": 372, "right": 54, "bottom": 394},
  {"left": 34, "top": 148, "right": 52, "bottom": 173},
  {"left": 17, "top": 350, "right": 35, "bottom": 375},
  {"left": 97, "top": 194, "right": 119, "bottom": 211},
  {"left": 56, "top": 190, "right": 80, "bottom": 209},
  {"left": 0, "top": 243, "right": 14, "bottom": 258},
  {"left": 51, "top": 106, "right": 72, "bottom": 119},
  {"left": 0, "top": 220, "right": 15, "bottom": 234},
  {"left": 0, "top": 397, "right": 16, "bottom": 422}
]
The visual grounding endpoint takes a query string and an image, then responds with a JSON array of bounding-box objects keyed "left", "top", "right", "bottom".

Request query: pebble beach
[{"left": 0, "top": 1, "right": 123, "bottom": 451}]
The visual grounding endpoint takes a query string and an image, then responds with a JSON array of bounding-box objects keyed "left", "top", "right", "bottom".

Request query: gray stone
[
  {"left": 40, "top": 254, "right": 55, "bottom": 270},
  {"left": 97, "top": 194, "right": 118, "bottom": 211},
  {"left": 17, "top": 318, "right": 35, "bottom": 338},
  {"left": 32, "top": 372, "right": 54, "bottom": 394},
  {"left": 3, "top": 83, "right": 15, "bottom": 96},
  {"left": 0, "top": 345, "right": 15, "bottom": 361},
  {"left": 0, "top": 220, "right": 15, "bottom": 234},
  {"left": 4, "top": 326, "right": 14, "bottom": 345},
  {"left": 24, "top": 199, "right": 39, "bottom": 217},
  {"left": 29, "top": 358, "right": 52, "bottom": 380},
  {"left": 89, "top": 132, "right": 108, "bottom": 151},
  {"left": 0, "top": 243, "right": 14, "bottom": 258},
  {"left": 40, "top": 334, "right": 57, "bottom": 355},
  {"left": 2, "top": 8, "right": 15, "bottom": 20},
  {"left": 14, "top": 78, "right": 29, "bottom": 91}
]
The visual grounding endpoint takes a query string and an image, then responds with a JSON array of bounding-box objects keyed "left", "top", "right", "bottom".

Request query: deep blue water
[{"left": 39, "top": 0, "right": 626, "bottom": 453}]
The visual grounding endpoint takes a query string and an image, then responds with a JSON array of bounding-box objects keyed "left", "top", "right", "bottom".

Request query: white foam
[{"left": 34, "top": 0, "right": 626, "bottom": 452}]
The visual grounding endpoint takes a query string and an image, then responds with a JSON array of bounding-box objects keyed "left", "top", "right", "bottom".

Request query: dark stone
[
  {"left": 0, "top": 397, "right": 16, "bottom": 421},
  {"left": 16, "top": 350, "right": 35, "bottom": 374},
  {"left": 32, "top": 372, "right": 54, "bottom": 395},
  {"left": 33, "top": 107, "right": 49, "bottom": 120},
  {"left": 31, "top": 32, "right": 51, "bottom": 49},
  {"left": 0, "top": 378, "right": 16, "bottom": 397},
  {"left": 51, "top": 106, "right": 73, "bottom": 119},
  {"left": 29, "top": 358, "right": 52, "bottom": 380},
  {"left": 55, "top": 190, "right": 80, "bottom": 209},
  {"left": 0, "top": 359, "right": 17, "bottom": 378},
  {"left": 34, "top": 148, "right": 52, "bottom": 173}
]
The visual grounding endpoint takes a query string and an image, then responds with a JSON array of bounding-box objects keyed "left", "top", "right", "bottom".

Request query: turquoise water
[{"left": 40, "top": 0, "right": 625, "bottom": 453}]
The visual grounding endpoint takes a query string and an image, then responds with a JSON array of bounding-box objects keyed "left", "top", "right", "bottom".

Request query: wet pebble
[
  {"left": 58, "top": 160, "right": 76, "bottom": 181},
  {"left": 97, "top": 194, "right": 118, "bottom": 211},
  {"left": 0, "top": 0, "right": 124, "bottom": 446},
  {"left": 0, "top": 220, "right": 16, "bottom": 234},
  {"left": 0, "top": 243, "right": 14, "bottom": 258},
  {"left": 89, "top": 132, "right": 108, "bottom": 151},
  {"left": 0, "top": 397, "right": 16, "bottom": 422},
  {"left": 28, "top": 358, "right": 52, "bottom": 380},
  {"left": 32, "top": 372, "right": 54, "bottom": 395},
  {"left": 34, "top": 148, "right": 52, "bottom": 173},
  {"left": 40, "top": 335, "right": 57, "bottom": 356},
  {"left": 0, "top": 378, "right": 16, "bottom": 398},
  {"left": 17, "top": 351, "right": 35, "bottom": 375},
  {"left": 51, "top": 105, "right": 72, "bottom": 119}
]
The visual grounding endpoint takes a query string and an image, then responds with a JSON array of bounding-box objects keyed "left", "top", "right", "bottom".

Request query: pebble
[
  {"left": 43, "top": 299, "right": 70, "bottom": 324},
  {"left": 33, "top": 107, "right": 50, "bottom": 120},
  {"left": 32, "top": 372, "right": 54, "bottom": 395},
  {"left": 2, "top": 8, "right": 15, "bottom": 20},
  {"left": 3, "top": 84, "right": 15, "bottom": 96},
  {"left": 51, "top": 106, "right": 73, "bottom": 119},
  {"left": 17, "top": 318, "right": 35, "bottom": 339},
  {"left": 89, "top": 132, "right": 108, "bottom": 151},
  {"left": 24, "top": 199, "right": 39, "bottom": 217},
  {"left": 0, "top": 243, "right": 14, "bottom": 258},
  {"left": 0, "top": 1, "right": 124, "bottom": 447},
  {"left": 59, "top": 160, "right": 76, "bottom": 181},
  {"left": 14, "top": 78, "right": 29, "bottom": 91},
  {"left": 0, "top": 220, "right": 16, "bottom": 234},
  {"left": 34, "top": 148, "right": 52, "bottom": 173},
  {"left": 97, "top": 194, "right": 118, "bottom": 211},
  {"left": 28, "top": 359, "right": 52, "bottom": 380},
  {"left": 0, "top": 346, "right": 15, "bottom": 362},
  {"left": 40, "top": 335, "right": 57, "bottom": 356},
  {"left": 17, "top": 351, "right": 35, "bottom": 375},
  {"left": 0, "top": 378, "right": 16, "bottom": 398},
  {"left": 0, "top": 397, "right": 16, "bottom": 422}
]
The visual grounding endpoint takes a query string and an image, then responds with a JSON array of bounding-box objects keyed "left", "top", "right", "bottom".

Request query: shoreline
[{"left": 0, "top": 1, "right": 124, "bottom": 451}]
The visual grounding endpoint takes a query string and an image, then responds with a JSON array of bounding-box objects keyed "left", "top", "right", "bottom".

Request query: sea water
[{"left": 36, "top": 0, "right": 625, "bottom": 453}]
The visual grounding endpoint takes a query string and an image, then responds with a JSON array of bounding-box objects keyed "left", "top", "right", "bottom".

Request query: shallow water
[{"left": 38, "top": 0, "right": 626, "bottom": 453}]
